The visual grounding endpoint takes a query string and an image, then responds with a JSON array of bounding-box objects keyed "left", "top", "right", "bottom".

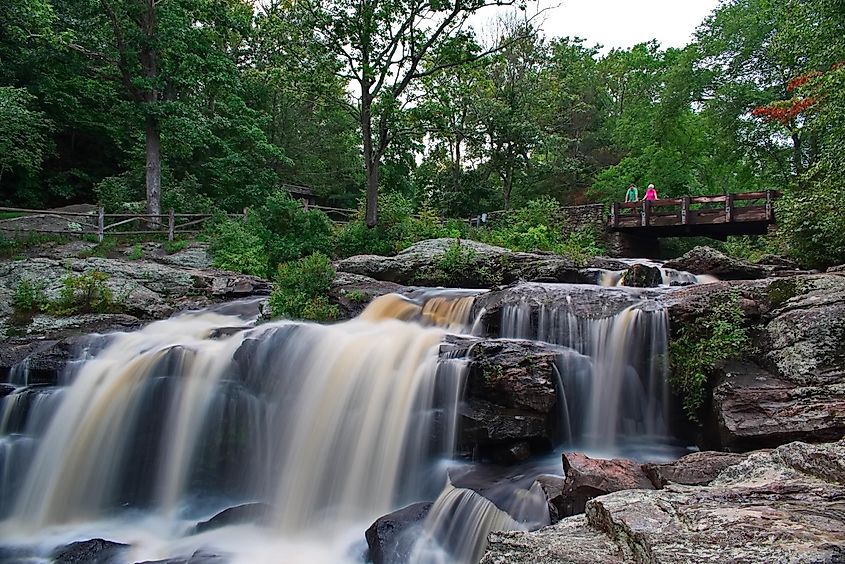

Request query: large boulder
[
  {"left": 335, "top": 238, "right": 615, "bottom": 288},
  {"left": 663, "top": 246, "right": 768, "bottom": 279},
  {"left": 365, "top": 502, "right": 432, "bottom": 564},
  {"left": 328, "top": 272, "right": 404, "bottom": 319},
  {"left": 482, "top": 439, "right": 845, "bottom": 564},
  {"left": 558, "top": 453, "right": 654, "bottom": 516},
  {"left": 447, "top": 336, "right": 561, "bottom": 460}
]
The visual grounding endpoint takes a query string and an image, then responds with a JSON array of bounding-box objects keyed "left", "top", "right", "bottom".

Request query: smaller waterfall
[
  {"left": 500, "top": 289, "right": 671, "bottom": 450},
  {"left": 409, "top": 474, "right": 549, "bottom": 564}
]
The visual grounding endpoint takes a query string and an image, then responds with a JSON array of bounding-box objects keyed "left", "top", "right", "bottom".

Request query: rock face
[
  {"left": 558, "top": 453, "right": 655, "bottom": 516},
  {"left": 483, "top": 439, "right": 845, "bottom": 564},
  {"left": 365, "top": 502, "right": 432, "bottom": 564},
  {"left": 662, "top": 272, "right": 845, "bottom": 452},
  {"left": 619, "top": 264, "right": 662, "bottom": 287},
  {"left": 447, "top": 337, "right": 561, "bottom": 461},
  {"left": 328, "top": 272, "right": 403, "bottom": 319}
]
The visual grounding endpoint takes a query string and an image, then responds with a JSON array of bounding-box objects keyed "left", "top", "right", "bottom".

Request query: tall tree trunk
[
  {"left": 145, "top": 115, "right": 162, "bottom": 222},
  {"left": 791, "top": 131, "right": 803, "bottom": 178},
  {"left": 360, "top": 91, "right": 378, "bottom": 227}
]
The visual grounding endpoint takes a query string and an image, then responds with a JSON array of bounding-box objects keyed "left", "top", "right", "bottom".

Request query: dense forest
[{"left": 1, "top": 0, "right": 844, "bottom": 265}]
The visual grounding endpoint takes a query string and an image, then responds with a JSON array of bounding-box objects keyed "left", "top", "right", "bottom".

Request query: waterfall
[{"left": 499, "top": 287, "right": 671, "bottom": 450}]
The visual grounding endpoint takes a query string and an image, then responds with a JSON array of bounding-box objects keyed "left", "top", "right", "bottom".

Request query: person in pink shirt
[{"left": 644, "top": 184, "right": 658, "bottom": 200}]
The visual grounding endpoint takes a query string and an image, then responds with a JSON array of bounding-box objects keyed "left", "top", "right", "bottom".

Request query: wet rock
[
  {"left": 664, "top": 246, "right": 767, "bottom": 279},
  {"left": 329, "top": 272, "right": 403, "bottom": 319},
  {"left": 709, "top": 361, "right": 845, "bottom": 451},
  {"left": 756, "top": 254, "right": 800, "bottom": 269},
  {"left": 642, "top": 450, "right": 749, "bottom": 488},
  {"left": 559, "top": 452, "right": 655, "bottom": 516},
  {"left": 483, "top": 439, "right": 845, "bottom": 564},
  {"left": 827, "top": 264, "right": 845, "bottom": 273},
  {"left": 0, "top": 383, "right": 14, "bottom": 397},
  {"left": 52, "top": 538, "right": 129, "bottom": 563},
  {"left": 619, "top": 264, "right": 661, "bottom": 287},
  {"left": 193, "top": 502, "right": 273, "bottom": 534},
  {"left": 137, "top": 549, "right": 229, "bottom": 564},
  {"left": 447, "top": 336, "right": 561, "bottom": 459},
  {"left": 472, "top": 282, "right": 651, "bottom": 338},
  {"left": 534, "top": 474, "right": 567, "bottom": 522},
  {"left": 365, "top": 502, "right": 432, "bottom": 564}
]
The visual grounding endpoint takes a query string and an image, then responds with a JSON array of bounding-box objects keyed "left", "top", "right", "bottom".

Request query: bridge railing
[{"left": 610, "top": 190, "right": 777, "bottom": 229}]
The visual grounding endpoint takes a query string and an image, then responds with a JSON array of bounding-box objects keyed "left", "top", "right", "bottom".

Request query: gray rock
[
  {"left": 193, "top": 503, "right": 272, "bottom": 534},
  {"left": 619, "top": 264, "right": 662, "bottom": 287},
  {"left": 664, "top": 246, "right": 768, "bottom": 279},
  {"left": 329, "top": 272, "right": 403, "bottom": 319},
  {"left": 51, "top": 538, "right": 128, "bottom": 564},
  {"left": 482, "top": 440, "right": 845, "bottom": 564},
  {"left": 365, "top": 502, "right": 432, "bottom": 564},
  {"left": 642, "top": 450, "right": 749, "bottom": 488}
]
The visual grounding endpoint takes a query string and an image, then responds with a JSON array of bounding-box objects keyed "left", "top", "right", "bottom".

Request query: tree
[
  {"left": 57, "top": 0, "right": 254, "bottom": 218},
  {"left": 302, "top": 0, "right": 527, "bottom": 226},
  {"left": 0, "top": 87, "right": 52, "bottom": 190}
]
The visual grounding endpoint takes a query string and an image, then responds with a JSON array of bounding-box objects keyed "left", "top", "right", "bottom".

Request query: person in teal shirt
[{"left": 625, "top": 184, "right": 638, "bottom": 202}]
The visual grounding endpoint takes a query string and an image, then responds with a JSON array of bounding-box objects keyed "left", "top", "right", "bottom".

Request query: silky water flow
[{"left": 0, "top": 282, "right": 680, "bottom": 563}]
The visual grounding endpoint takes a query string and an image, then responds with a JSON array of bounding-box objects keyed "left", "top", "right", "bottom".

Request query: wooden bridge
[{"left": 609, "top": 190, "right": 778, "bottom": 240}]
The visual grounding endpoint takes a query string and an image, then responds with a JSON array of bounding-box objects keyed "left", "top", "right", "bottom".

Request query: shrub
[
  {"left": 128, "top": 244, "right": 143, "bottom": 260},
  {"left": 209, "top": 216, "right": 268, "bottom": 277},
  {"left": 270, "top": 252, "right": 339, "bottom": 321},
  {"left": 50, "top": 270, "right": 118, "bottom": 315},
  {"left": 254, "top": 190, "right": 334, "bottom": 267},
  {"left": 164, "top": 239, "right": 189, "bottom": 254},
  {"left": 13, "top": 279, "right": 47, "bottom": 313},
  {"left": 669, "top": 293, "right": 750, "bottom": 421}
]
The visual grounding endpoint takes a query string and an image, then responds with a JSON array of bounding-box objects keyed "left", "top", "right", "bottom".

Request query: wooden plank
[
  {"left": 681, "top": 196, "right": 690, "bottom": 225},
  {"left": 103, "top": 217, "right": 142, "bottom": 230},
  {"left": 641, "top": 200, "right": 651, "bottom": 227},
  {"left": 691, "top": 195, "right": 728, "bottom": 204},
  {"left": 725, "top": 193, "right": 734, "bottom": 223},
  {"left": 0, "top": 206, "right": 98, "bottom": 217},
  {"left": 732, "top": 191, "right": 770, "bottom": 201}
]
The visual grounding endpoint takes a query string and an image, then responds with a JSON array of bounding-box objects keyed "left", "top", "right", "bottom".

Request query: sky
[{"left": 484, "top": 0, "right": 723, "bottom": 52}]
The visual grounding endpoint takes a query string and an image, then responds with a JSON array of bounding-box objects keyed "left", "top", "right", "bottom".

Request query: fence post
[
  {"left": 725, "top": 194, "right": 734, "bottom": 223},
  {"left": 610, "top": 202, "right": 619, "bottom": 228},
  {"left": 641, "top": 200, "right": 651, "bottom": 227},
  {"left": 97, "top": 207, "right": 104, "bottom": 243},
  {"left": 681, "top": 196, "right": 690, "bottom": 225},
  {"left": 242, "top": 207, "right": 249, "bottom": 222},
  {"left": 168, "top": 209, "right": 175, "bottom": 241}
]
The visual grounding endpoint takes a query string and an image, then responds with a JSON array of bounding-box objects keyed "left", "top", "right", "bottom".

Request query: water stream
[{"left": 0, "top": 271, "right": 696, "bottom": 563}]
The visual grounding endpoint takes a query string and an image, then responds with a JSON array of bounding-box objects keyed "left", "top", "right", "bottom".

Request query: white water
[{"left": 0, "top": 281, "right": 685, "bottom": 563}]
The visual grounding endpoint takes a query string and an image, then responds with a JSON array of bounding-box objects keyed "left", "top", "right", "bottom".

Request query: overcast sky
[{"left": 479, "top": 0, "right": 723, "bottom": 52}]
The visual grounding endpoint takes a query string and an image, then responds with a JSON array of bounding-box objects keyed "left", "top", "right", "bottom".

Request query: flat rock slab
[{"left": 560, "top": 452, "right": 655, "bottom": 516}]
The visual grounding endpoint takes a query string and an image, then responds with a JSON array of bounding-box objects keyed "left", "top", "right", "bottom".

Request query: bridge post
[
  {"left": 725, "top": 194, "right": 734, "bottom": 223},
  {"left": 611, "top": 202, "right": 619, "bottom": 228},
  {"left": 681, "top": 196, "right": 690, "bottom": 225},
  {"left": 766, "top": 190, "right": 774, "bottom": 221},
  {"left": 641, "top": 200, "right": 651, "bottom": 227}
]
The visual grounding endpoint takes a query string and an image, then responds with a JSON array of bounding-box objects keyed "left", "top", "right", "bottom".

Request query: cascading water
[{"left": 0, "top": 275, "right": 687, "bottom": 564}]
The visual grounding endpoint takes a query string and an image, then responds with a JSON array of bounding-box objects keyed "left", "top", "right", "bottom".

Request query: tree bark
[
  {"left": 145, "top": 115, "right": 162, "bottom": 221},
  {"left": 360, "top": 88, "right": 379, "bottom": 228}
]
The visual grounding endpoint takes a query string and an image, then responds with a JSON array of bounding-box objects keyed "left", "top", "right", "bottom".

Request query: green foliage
[
  {"left": 50, "top": 270, "right": 118, "bottom": 315},
  {"left": 344, "top": 290, "right": 368, "bottom": 303},
  {"left": 80, "top": 237, "right": 118, "bottom": 258},
  {"left": 128, "top": 244, "right": 143, "bottom": 260},
  {"left": 13, "top": 279, "right": 48, "bottom": 313},
  {"left": 163, "top": 239, "right": 189, "bottom": 254},
  {"left": 269, "top": 252, "right": 339, "bottom": 321},
  {"left": 0, "top": 87, "right": 52, "bottom": 189},
  {"left": 669, "top": 293, "right": 750, "bottom": 421},
  {"left": 335, "top": 192, "right": 450, "bottom": 257},
  {"left": 209, "top": 216, "right": 268, "bottom": 277}
]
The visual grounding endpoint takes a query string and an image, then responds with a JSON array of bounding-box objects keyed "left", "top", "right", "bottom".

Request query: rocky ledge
[{"left": 483, "top": 439, "right": 845, "bottom": 563}]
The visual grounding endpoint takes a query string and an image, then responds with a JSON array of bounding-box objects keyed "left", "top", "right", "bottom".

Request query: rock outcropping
[{"left": 484, "top": 440, "right": 845, "bottom": 563}]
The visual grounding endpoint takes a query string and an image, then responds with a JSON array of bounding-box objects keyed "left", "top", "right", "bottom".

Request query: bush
[
  {"left": 50, "top": 270, "right": 118, "bottom": 315},
  {"left": 13, "top": 279, "right": 47, "bottom": 313},
  {"left": 209, "top": 216, "right": 268, "bottom": 277},
  {"left": 669, "top": 293, "right": 750, "bottom": 421},
  {"left": 269, "top": 252, "right": 339, "bottom": 321}
]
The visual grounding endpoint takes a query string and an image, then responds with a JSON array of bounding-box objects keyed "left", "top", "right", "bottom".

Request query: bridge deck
[{"left": 610, "top": 191, "right": 777, "bottom": 239}]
